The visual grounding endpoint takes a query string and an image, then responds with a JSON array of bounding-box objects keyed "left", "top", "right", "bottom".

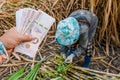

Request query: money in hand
[{"left": 14, "top": 8, "right": 55, "bottom": 58}]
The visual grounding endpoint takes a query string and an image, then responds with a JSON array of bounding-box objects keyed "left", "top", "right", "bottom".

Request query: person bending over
[{"left": 55, "top": 9, "right": 98, "bottom": 67}]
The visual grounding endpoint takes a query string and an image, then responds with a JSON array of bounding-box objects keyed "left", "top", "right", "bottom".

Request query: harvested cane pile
[
  {"left": 0, "top": 0, "right": 120, "bottom": 79},
  {"left": 5, "top": 54, "right": 120, "bottom": 80}
]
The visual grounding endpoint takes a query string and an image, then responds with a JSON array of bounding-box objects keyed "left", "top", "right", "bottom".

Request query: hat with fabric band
[{"left": 55, "top": 17, "right": 80, "bottom": 46}]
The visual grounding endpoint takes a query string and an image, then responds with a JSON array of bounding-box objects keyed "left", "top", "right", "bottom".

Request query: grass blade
[
  {"left": 6, "top": 67, "right": 25, "bottom": 80},
  {"left": 23, "top": 62, "right": 42, "bottom": 80}
]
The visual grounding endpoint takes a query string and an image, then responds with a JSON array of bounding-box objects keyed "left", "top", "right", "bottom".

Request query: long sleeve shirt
[{"left": 62, "top": 10, "right": 98, "bottom": 57}]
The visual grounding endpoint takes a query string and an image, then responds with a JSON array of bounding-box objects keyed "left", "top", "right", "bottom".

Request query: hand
[
  {"left": 60, "top": 52, "right": 66, "bottom": 59},
  {"left": 0, "top": 55, "right": 6, "bottom": 63},
  {"left": 0, "top": 27, "right": 34, "bottom": 54},
  {"left": 0, "top": 49, "right": 13, "bottom": 62},
  {"left": 65, "top": 54, "right": 75, "bottom": 63}
]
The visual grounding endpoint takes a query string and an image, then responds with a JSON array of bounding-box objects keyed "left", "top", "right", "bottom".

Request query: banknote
[{"left": 14, "top": 8, "right": 55, "bottom": 58}]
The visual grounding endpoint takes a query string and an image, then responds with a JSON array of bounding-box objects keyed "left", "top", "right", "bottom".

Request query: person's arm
[
  {"left": 0, "top": 27, "right": 34, "bottom": 62},
  {"left": 61, "top": 46, "right": 69, "bottom": 59},
  {"left": 74, "top": 23, "right": 89, "bottom": 57}
]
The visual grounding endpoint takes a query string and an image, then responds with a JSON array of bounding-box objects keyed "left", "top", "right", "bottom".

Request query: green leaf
[
  {"left": 38, "top": 78, "right": 44, "bottom": 80},
  {"left": 23, "top": 62, "right": 42, "bottom": 80},
  {"left": 6, "top": 67, "right": 25, "bottom": 80}
]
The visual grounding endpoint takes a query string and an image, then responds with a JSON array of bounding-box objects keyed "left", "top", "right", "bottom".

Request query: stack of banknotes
[{"left": 14, "top": 8, "right": 55, "bottom": 58}]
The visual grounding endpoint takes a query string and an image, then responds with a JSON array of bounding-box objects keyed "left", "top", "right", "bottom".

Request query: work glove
[
  {"left": 65, "top": 54, "right": 75, "bottom": 63},
  {"left": 60, "top": 52, "right": 66, "bottom": 59}
]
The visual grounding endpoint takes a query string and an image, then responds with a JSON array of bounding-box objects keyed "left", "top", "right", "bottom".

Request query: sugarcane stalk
[
  {"left": 42, "top": 64, "right": 70, "bottom": 80},
  {"left": 71, "top": 66, "right": 120, "bottom": 77}
]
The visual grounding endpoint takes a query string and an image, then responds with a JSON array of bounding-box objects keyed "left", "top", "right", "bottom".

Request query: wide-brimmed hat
[{"left": 55, "top": 17, "right": 80, "bottom": 46}]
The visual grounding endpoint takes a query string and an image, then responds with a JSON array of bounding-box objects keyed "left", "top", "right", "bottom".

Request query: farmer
[
  {"left": 0, "top": 27, "right": 34, "bottom": 62},
  {"left": 55, "top": 9, "right": 98, "bottom": 67}
]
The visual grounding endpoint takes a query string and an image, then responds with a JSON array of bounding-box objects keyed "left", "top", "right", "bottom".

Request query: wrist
[
  {"left": 0, "top": 36, "right": 7, "bottom": 48},
  {"left": 0, "top": 40, "right": 9, "bottom": 63}
]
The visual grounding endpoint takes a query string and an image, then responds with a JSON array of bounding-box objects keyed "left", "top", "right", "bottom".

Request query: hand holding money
[
  {"left": 14, "top": 8, "right": 55, "bottom": 58},
  {"left": 0, "top": 27, "right": 34, "bottom": 54}
]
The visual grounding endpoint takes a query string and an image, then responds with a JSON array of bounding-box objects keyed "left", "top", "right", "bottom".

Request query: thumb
[{"left": 20, "top": 35, "right": 34, "bottom": 42}]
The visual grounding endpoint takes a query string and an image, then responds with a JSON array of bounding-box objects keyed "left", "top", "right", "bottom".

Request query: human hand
[
  {"left": 0, "top": 27, "right": 34, "bottom": 54},
  {"left": 60, "top": 52, "right": 66, "bottom": 59},
  {"left": 65, "top": 54, "right": 75, "bottom": 63},
  {"left": 0, "top": 55, "right": 6, "bottom": 63}
]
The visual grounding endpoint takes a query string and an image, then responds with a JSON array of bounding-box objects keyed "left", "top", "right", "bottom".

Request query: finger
[
  {"left": 4, "top": 30, "right": 8, "bottom": 32},
  {"left": 20, "top": 35, "right": 34, "bottom": 42},
  {"left": 7, "top": 49, "right": 13, "bottom": 56},
  {"left": 4, "top": 27, "right": 16, "bottom": 32}
]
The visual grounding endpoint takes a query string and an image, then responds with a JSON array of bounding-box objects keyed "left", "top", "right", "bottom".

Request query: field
[{"left": 0, "top": 0, "right": 120, "bottom": 79}]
